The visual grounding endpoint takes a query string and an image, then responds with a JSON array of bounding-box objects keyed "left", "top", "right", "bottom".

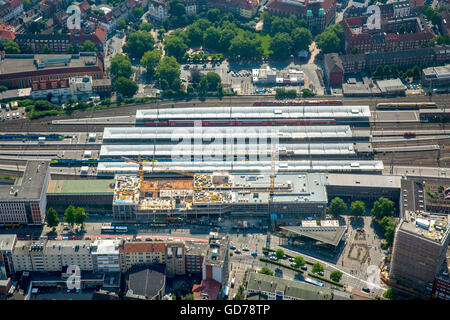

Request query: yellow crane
[{"left": 122, "top": 156, "right": 145, "bottom": 195}]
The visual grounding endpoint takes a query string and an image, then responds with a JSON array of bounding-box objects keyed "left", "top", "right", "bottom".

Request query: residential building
[
  {"left": 422, "top": 64, "right": 450, "bottom": 93},
  {"left": 0, "top": 53, "right": 104, "bottom": 90},
  {"left": 90, "top": 239, "right": 122, "bottom": 273},
  {"left": 92, "top": 78, "right": 112, "bottom": 97},
  {"left": 340, "top": 45, "right": 450, "bottom": 74},
  {"left": 266, "top": 0, "right": 336, "bottom": 33},
  {"left": 147, "top": 0, "right": 169, "bottom": 22},
  {"left": 0, "top": 161, "right": 50, "bottom": 225},
  {"left": 119, "top": 241, "right": 167, "bottom": 272},
  {"left": 166, "top": 241, "right": 185, "bottom": 276},
  {"left": 0, "top": 234, "right": 16, "bottom": 276},
  {"left": 340, "top": 16, "right": 434, "bottom": 54},
  {"left": 185, "top": 242, "right": 207, "bottom": 274},
  {"left": 69, "top": 75, "right": 94, "bottom": 99},
  {"left": 247, "top": 271, "right": 335, "bottom": 300},
  {"left": 202, "top": 233, "right": 229, "bottom": 295},
  {"left": 0, "top": 0, "right": 23, "bottom": 24},
  {"left": 0, "top": 24, "right": 15, "bottom": 43},
  {"left": 30, "top": 78, "right": 70, "bottom": 102},
  {"left": 324, "top": 53, "right": 344, "bottom": 87},
  {"left": 389, "top": 212, "right": 450, "bottom": 294}
]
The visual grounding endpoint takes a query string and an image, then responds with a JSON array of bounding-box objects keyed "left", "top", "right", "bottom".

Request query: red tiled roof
[
  {"left": 124, "top": 242, "right": 167, "bottom": 253},
  {"left": 192, "top": 279, "right": 221, "bottom": 300},
  {"left": 0, "top": 24, "right": 15, "bottom": 40},
  {"left": 267, "top": 0, "right": 305, "bottom": 15}
]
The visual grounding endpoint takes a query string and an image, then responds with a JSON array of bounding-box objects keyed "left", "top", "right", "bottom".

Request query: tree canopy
[
  {"left": 258, "top": 266, "right": 274, "bottom": 276},
  {"left": 312, "top": 263, "right": 324, "bottom": 274},
  {"left": 351, "top": 201, "right": 366, "bottom": 216},
  {"left": 275, "top": 249, "right": 284, "bottom": 260},
  {"left": 156, "top": 56, "right": 182, "bottom": 91},
  {"left": 269, "top": 32, "right": 293, "bottom": 60},
  {"left": 316, "top": 24, "right": 344, "bottom": 54},
  {"left": 110, "top": 54, "right": 134, "bottom": 79},
  {"left": 123, "top": 31, "right": 155, "bottom": 59},
  {"left": 3, "top": 40, "right": 20, "bottom": 54},
  {"left": 330, "top": 270, "right": 343, "bottom": 282},
  {"left": 46, "top": 208, "right": 59, "bottom": 230},
  {"left": 141, "top": 49, "right": 162, "bottom": 79},
  {"left": 383, "top": 288, "right": 397, "bottom": 300},
  {"left": 114, "top": 77, "right": 138, "bottom": 97},
  {"left": 371, "top": 197, "right": 395, "bottom": 220},
  {"left": 294, "top": 256, "right": 305, "bottom": 267},
  {"left": 329, "top": 197, "right": 347, "bottom": 216},
  {"left": 164, "top": 36, "right": 189, "bottom": 62},
  {"left": 79, "top": 40, "right": 97, "bottom": 52},
  {"left": 291, "top": 27, "right": 312, "bottom": 52}
]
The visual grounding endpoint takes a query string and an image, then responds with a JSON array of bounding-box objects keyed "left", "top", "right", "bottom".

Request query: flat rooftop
[
  {"left": 136, "top": 105, "right": 371, "bottom": 120},
  {"left": 326, "top": 174, "right": 402, "bottom": 188},
  {"left": 400, "top": 212, "right": 450, "bottom": 244},
  {"left": 46, "top": 179, "right": 115, "bottom": 195},
  {"left": 103, "top": 126, "right": 354, "bottom": 141},
  {"left": 97, "top": 160, "right": 384, "bottom": 174},
  {"left": 0, "top": 54, "right": 98, "bottom": 75},
  {"left": 0, "top": 161, "right": 49, "bottom": 201},
  {"left": 280, "top": 223, "right": 347, "bottom": 247},
  {"left": 0, "top": 234, "right": 16, "bottom": 252},
  {"left": 247, "top": 272, "right": 333, "bottom": 300}
]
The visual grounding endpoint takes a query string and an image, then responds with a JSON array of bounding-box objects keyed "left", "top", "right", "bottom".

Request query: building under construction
[{"left": 112, "top": 172, "right": 327, "bottom": 222}]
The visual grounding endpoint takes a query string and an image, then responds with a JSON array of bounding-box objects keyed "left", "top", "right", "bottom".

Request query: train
[
  {"left": 377, "top": 102, "right": 437, "bottom": 110},
  {"left": 253, "top": 100, "right": 343, "bottom": 106},
  {"left": 0, "top": 133, "right": 64, "bottom": 141},
  {"left": 403, "top": 132, "right": 416, "bottom": 138},
  {"left": 419, "top": 110, "right": 450, "bottom": 122},
  {"left": 143, "top": 119, "right": 338, "bottom": 127},
  {"left": 101, "top": 225, "right": 128, "bottom": 233}
]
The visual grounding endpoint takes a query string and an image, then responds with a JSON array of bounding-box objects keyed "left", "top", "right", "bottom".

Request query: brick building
[
  {"left": 0, "top": 52, "right": 104, "bottom": 90},
  {"left": 266, "top": 0, "right": 336, "bottom": 33},
  {"left": 324, "top": 53, "right": 344, "bottom": 87}
]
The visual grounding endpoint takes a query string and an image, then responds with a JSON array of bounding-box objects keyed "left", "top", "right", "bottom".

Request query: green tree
[
  {"left": 372, "top": 65, "right": 385, "bottom": 79},
  {"left": 383, "top": 288, "right": 397, "bottom": 300},
  {"left": 182, "top": 293, "right": 194, "bottom": 300},
  {"left": 156, "top": 56, "right": 181, "bottom": 91},
  {"left": 291, "top": 27, "right": 312, "bottom": 52},
  {"left": 45, "top": 208, "right": 59, "bottom": 231},
  {"left": 203, "top": 26, "right": 221, "bottom": 50},
  {"left": 66, "top": 44, "right": 76, "bottom": 54},
  {"left": 218, "top": 28, "right": 236, "bottom": 52},
  {"left": 371, "top": 197, "right": 395, "bottom": 220},
  {"left": 141, "top": 49, "right": 162, "bottom": 79},
  {"left": 206, "top": 8, "right": 221, "bottom": 23},
  {"left": 380, "top": 216, "right": 396, "bottom": 246},
  {"left": 204, "top": 72, "right": 221, "bottom": 91},
  {"left": 269, "top": 32, "right": 294, "bottom": 60},
  {"left": 123, "top": 31, "right": 155, "bottom": 59},
  {"left": 275, "top": 249, "right": 284, "bottom": 260},
  {"left": 3, "top": 40, "right": 20, "bottom": 54},
  {"left": 158, "top": 28, "right": 166, "bottom": 41},
  {"left": 110, "top": 54, "right": 134, "bottom": 79},
  {"left": 164, "top": 36, "right": 188, "bottom": 62},
  {"left": 258, "top": 266, "right": 274, "bottom": 276},
  {"left": 329, "top": 197, "right": 347, "bottom": 216},
  {"left": 74, "top": 207, "right": 89, "bottom": 229},
  {"left": 64, "top": 205, "right": 77, "bottom": 228},
  {"left": 186, "top": 24, "right": 204, "bottom": 46},
  {"left": 79, "top": 40, "right": 97, "bottom": 52},
  {"left": 301, "top": 88, "right": 315, "bottom": 98},
  {"left": 139, "top": 22, "right": 153, "bottom": 32},
  {"left": 42, "top": 45, "right": 51, "bottom": 54},
  {"left": 312, "top": 263, "right": 324, "bottom": 274},
  {"left": 351, "top": 47, "right": 358, "bottom": 54},
  {"left": 228, "top": 33, "right": 264, "bottom": 60},
  {"left": 294, "top": 256, "right": 305, "bottom": 267},
  {"left": 168, "top": 0, "right": 188, "bottom": 28},
  {"left": 0, "top": 85, "right": 8, "bottom": 92},
  {"left": 117, "top": 19, "right": 127, "bottom": 30},
  {"left": 315, "top": 24, "right": 343, "bottom": 54},
  {"left": 132, "top": 7, "right": 144, "bottom": 21},
  {"left": 351, "top": 201, "right": 365, "bottom": 216},
  {"left": 330, "top": 270, "right": 343, "bottom": 282},
  {"left": 114, "top": 77, "right": 138, "bottom": 97}
]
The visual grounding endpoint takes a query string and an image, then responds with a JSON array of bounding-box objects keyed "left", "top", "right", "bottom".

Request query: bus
[
  {"left": 101, "top": 226, "right": 115, "bottom": 233},
  {"left": 304, "top": 277, "right": 324, "bottom": 287},
  {"left": 114, "top": 226, "right": 128, "bottom": 233}
]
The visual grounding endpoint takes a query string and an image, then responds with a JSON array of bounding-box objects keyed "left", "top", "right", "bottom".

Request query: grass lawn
[{"left": 237, "top": 29, "right": 272, "bottom": 57}]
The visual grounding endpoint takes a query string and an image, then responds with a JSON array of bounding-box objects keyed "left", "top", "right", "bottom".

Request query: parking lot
[{"left": 0, "top": 104, "right": 26, "bottom": 121}]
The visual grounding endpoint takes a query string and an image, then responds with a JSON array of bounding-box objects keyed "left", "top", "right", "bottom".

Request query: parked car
[
  {"left": 362, "top": 287, "right": 371, "bottom": 293},
  {"left": 242, "top": 247, "right": 249, "bottom": 251},
  {"left": 234, "top": 249, "right": 241, "bottom": 254},
  {"left": 301, "top": 265, "right": 308, "bottom": 271}
]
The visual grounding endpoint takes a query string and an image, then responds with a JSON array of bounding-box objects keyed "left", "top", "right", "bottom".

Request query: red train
[
  {"left": 403, "top": 132, "right": 416, "bottom": 138},
  {"left": 144, "top": 119, "right": 337, "bottom": 126},
  {"left": 253, "top": 100, "right": 343, "bottom": 106}
]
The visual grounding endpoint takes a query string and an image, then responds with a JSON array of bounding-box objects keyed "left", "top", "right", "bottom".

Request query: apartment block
[
  {"left": 0, "top": 161, "right": 50, "bottom": 225},
  {"left": 119, "top": 241, "right": 167, "bottom": 272},
  {"left": 389, "top": 212, "right": 450, "bottom": 293}
]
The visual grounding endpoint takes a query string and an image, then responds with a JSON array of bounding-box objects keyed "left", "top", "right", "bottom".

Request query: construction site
[{"left": 112, "top": 171, "right": 328, "bottom": 222}]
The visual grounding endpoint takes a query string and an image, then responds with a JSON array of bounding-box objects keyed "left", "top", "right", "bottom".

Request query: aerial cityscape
[{"left": 0, "top": 0, "right": 450, "bottom": 306}]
